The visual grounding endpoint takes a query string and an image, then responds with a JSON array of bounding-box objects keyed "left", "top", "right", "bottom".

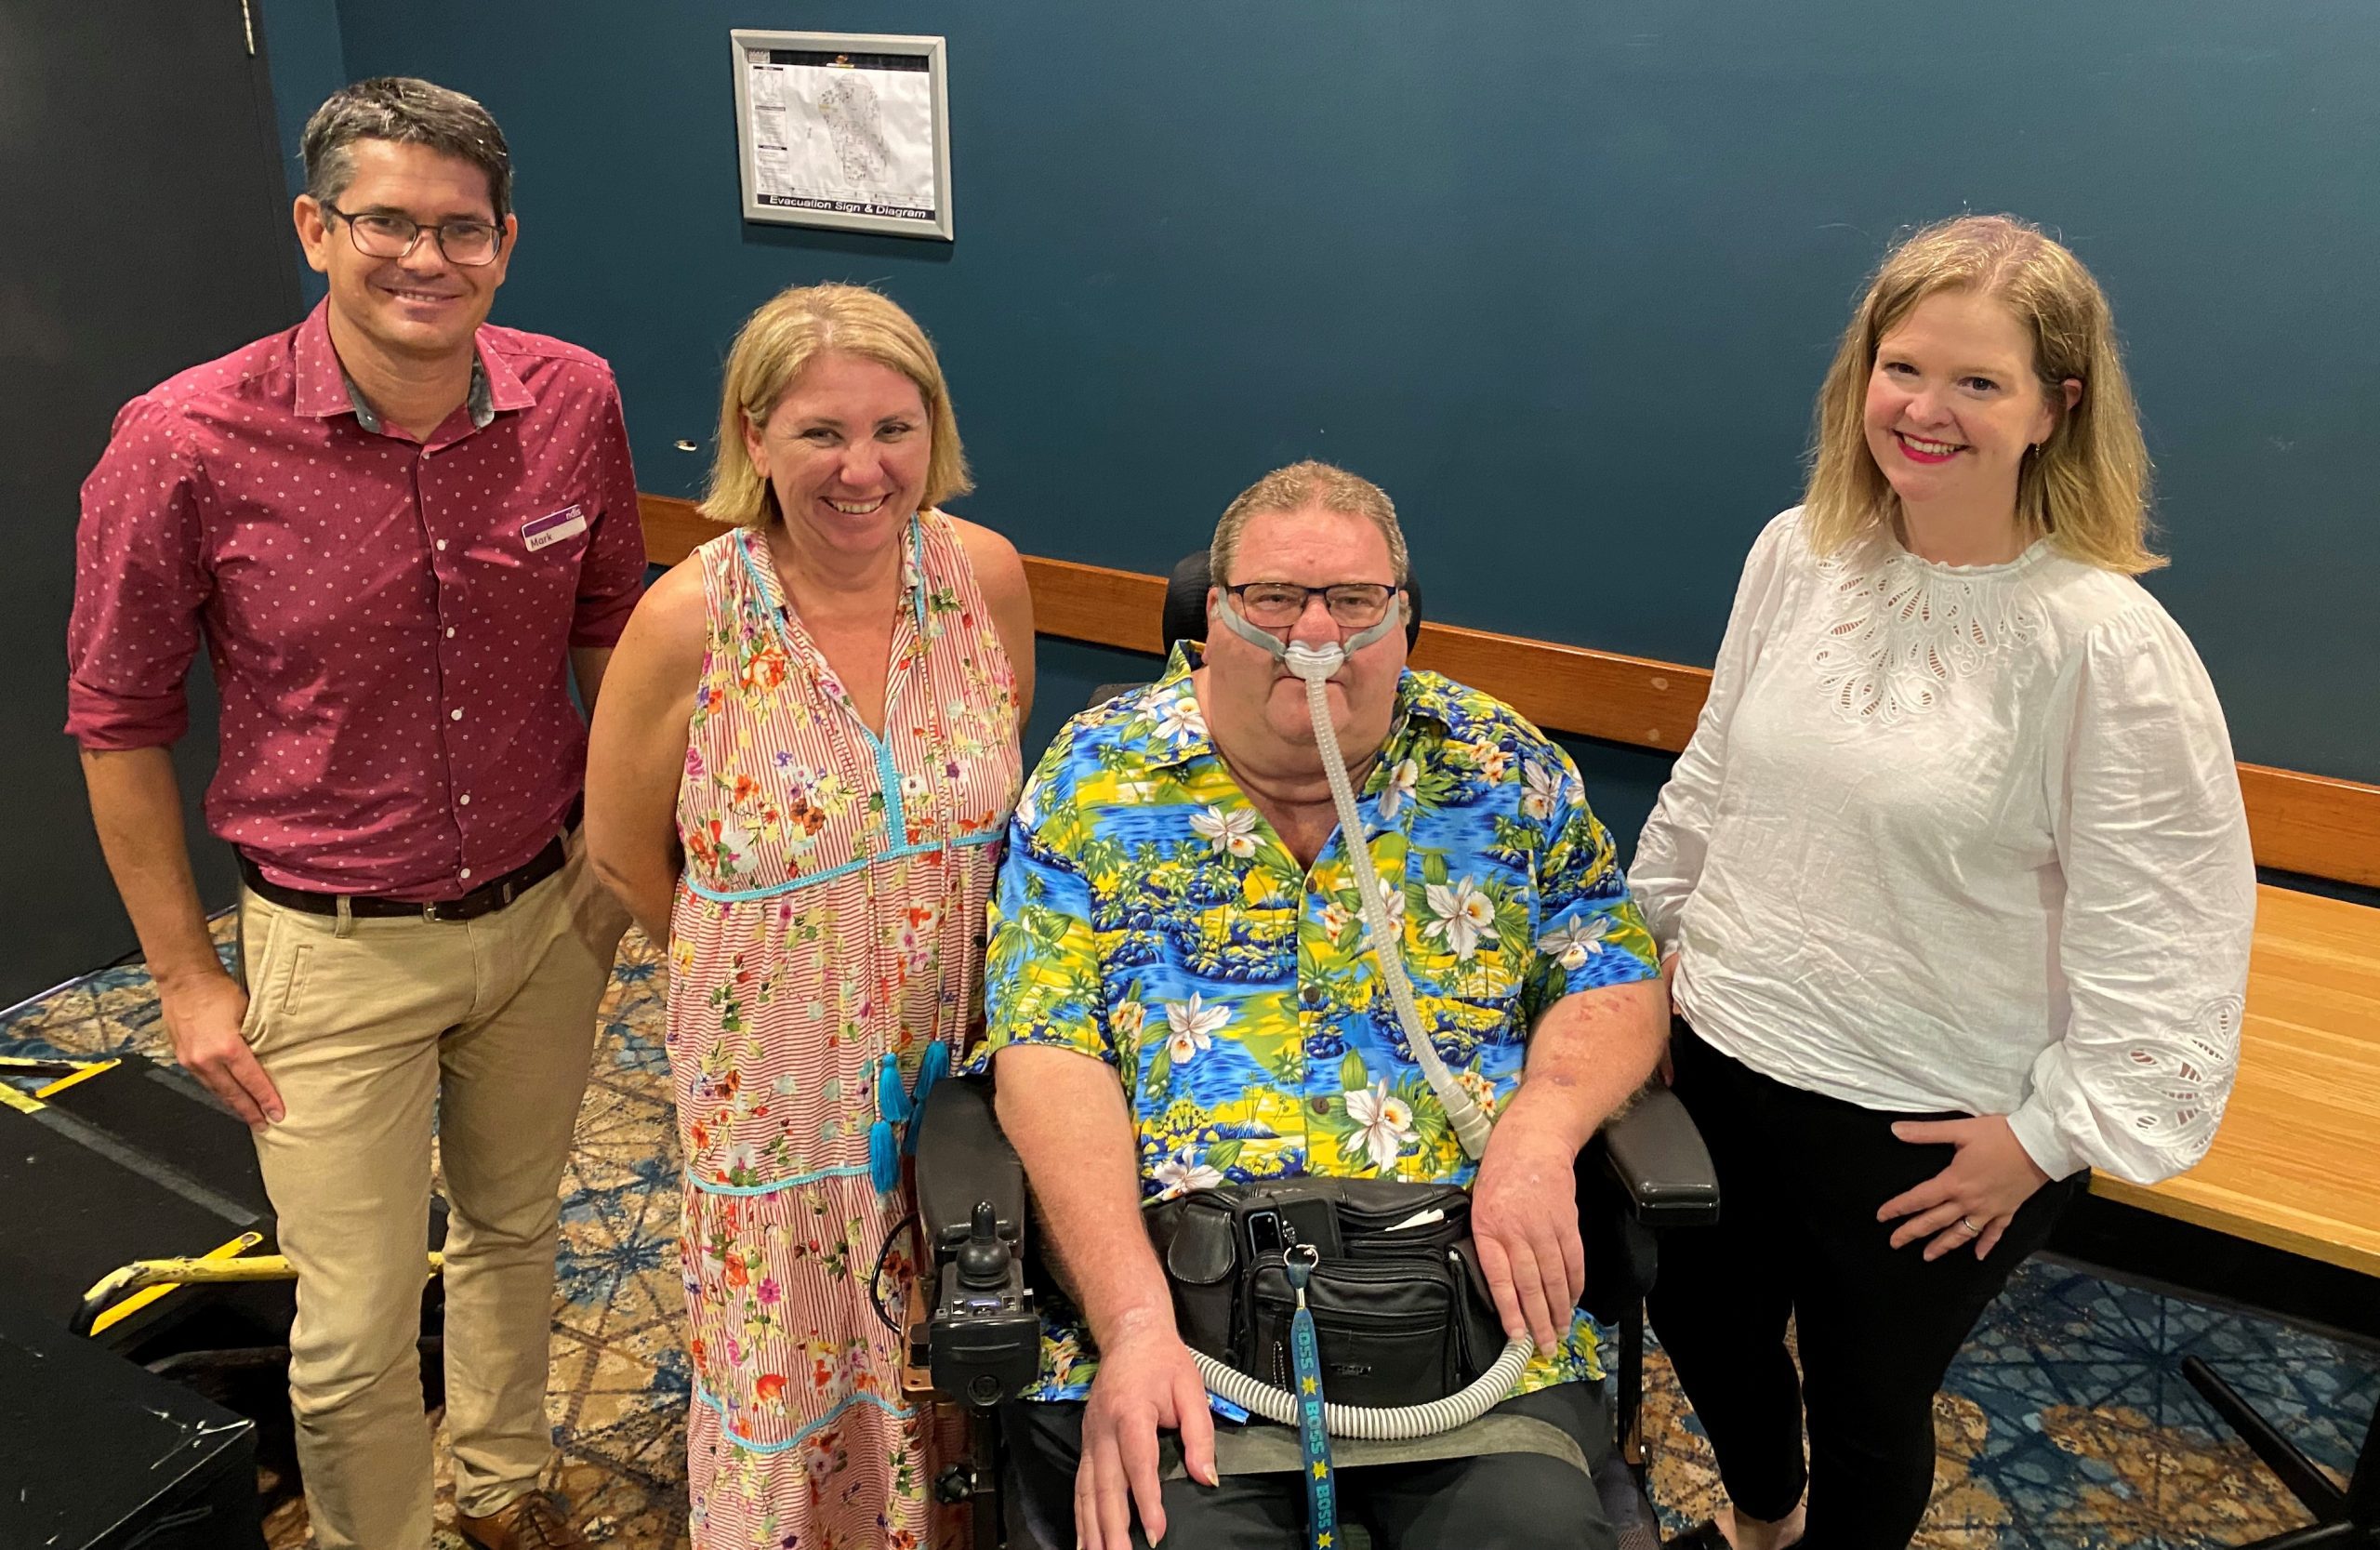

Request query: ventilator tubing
[
  {"left": 1207, "top": 599, "right": 1530, "bottom": 1437},
  {"left": 1190, "top": 1340, "right": 1532, "bottom": 1440}
]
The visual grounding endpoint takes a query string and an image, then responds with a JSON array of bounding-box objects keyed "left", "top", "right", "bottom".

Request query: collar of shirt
[
  {"left": 288, "top": 298, "right": 529, "bottom": 438},
  {"left": 1138, "top": 639, "right": 1463, "bottom": 780}
]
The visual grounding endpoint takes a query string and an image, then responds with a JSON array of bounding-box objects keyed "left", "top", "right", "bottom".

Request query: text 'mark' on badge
[{"left": 522, "top": 505, "right": 588, "bottom": 552}]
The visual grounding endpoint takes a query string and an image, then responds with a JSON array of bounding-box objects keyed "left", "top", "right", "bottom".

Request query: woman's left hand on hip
[{"left": 1878, "top": 1115, "right": 2052, "bottom": 1260}]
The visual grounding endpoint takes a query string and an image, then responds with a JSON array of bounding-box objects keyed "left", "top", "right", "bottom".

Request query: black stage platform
[{"left": 0, "top": 1278, "right": 265, "bottom": 1549}]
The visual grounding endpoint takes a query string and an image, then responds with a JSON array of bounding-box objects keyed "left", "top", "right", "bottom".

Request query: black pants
[
  {"left": 1646, "top": 1023, "right": 2086, "bottom": 1550},
  {"left": 1002, "top": 1380, "right": 1617, "bottom": 1550}
]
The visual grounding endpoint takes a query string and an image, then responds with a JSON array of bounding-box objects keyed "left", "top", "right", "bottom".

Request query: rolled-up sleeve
[
  {"left": 972, "top": 749, "right": 1114, "bottom": 1071},
  {"left": 570, "top": 379, "right": 647, "bottom": 649},
  {"left": 65, "top": 397, "right": 209, "bottom": 749},
  {"left": 2006, "top": 604, "right": 2257, "bottom": 1185}
]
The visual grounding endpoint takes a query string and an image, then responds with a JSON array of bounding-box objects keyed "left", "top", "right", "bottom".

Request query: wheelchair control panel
[{"left": 914, "top": 1200, "right": 1039, "bottom": 1408}]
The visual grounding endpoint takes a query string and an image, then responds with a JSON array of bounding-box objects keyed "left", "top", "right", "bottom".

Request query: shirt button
[
  {"left": 460, "top": 868, "right": 473, "bottom": 881},
  {"left": 436, "top": 539, "right": 448, "bottom": 552},
  {"left": 450, "top": 709, "right": 464, "bottom": 722},
  {"left": 445, "top": 627, "right": 456, "bottom": 639},
  {"left": 1299, "top": 985, "right": 1322, "bottom": 1006},
  {"left": 458, "top": 794, "right": 471, "bottom": 806}
]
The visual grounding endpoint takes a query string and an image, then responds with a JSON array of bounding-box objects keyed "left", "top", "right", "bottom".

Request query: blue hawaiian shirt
[{"left": 973, "top": 643, "right": 1660, "bottom": 1399}]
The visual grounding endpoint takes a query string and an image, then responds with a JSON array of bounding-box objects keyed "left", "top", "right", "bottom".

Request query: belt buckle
[{"left": 420, "top": 899, "right": 447, "bottom": 923}]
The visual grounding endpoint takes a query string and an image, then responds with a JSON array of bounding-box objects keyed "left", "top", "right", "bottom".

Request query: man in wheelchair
[{"left": 970, "top": 461, "right": 1669, "bottom": 1549}]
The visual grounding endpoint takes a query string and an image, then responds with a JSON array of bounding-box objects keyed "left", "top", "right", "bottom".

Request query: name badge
[{"left": 522, "top": 505, "right": 588, "bottom": 552}]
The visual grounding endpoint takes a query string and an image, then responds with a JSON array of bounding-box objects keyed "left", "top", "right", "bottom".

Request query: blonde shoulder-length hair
[
  {"left": 1803, "top": 214, "right": 2161, "bottom": 575},
  {"left": 700, "top": 283, "right": 971, "bottom": 530}
]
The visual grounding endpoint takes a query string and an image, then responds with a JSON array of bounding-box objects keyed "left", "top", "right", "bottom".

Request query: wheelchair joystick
[
  {"left": 957, "top": 1202, "right": 1008, "bottom": 1290},
  {"left": 928, "top": 1196, "right": 1041, "bottom": 1411}
]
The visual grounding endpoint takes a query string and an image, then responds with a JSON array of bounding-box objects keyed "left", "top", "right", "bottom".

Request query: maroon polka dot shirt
[{"left": 66, "top": 302, "right": 647, "bottom": 900}]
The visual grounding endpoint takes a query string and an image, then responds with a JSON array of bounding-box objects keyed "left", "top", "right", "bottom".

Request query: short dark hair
[{"left": 301, "top": 77, "right": 512, "bottom": 222}]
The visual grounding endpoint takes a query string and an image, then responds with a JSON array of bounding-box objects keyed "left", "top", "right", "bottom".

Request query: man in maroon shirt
[{"left": 67, "top": 78, "right": 641, "bottom": 1550}]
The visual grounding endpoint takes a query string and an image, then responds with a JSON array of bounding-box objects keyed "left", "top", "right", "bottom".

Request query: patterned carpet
[{"left": 4, "top": 924, "right": 2373, "bottom": 1549}]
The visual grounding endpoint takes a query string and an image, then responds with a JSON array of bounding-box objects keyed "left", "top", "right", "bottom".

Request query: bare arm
[
  {"left": 79, "top": 746, "right": 283, "bottom": 1125},
  {"left": 585, "top": 562, "right": 706, "bottom": 946},
  {"left": 1470, "top": 976, "right": 1667, "bottom": 1346},
  {"left": 952, "top": 516, "right": 1037, "bottom": 726},
  {"left": 995, "top": 1043, "right": 1214, "bottom": 1546},
  {"left": 1496, "top": 977, "right": 1668, "bottom": 1155},
  {"left": 994, "top": 1044, "right": 1171, "bottom": 1344}
]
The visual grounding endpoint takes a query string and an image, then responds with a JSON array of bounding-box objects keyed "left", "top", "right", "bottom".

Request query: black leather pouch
[{"left": 1146, "top": 1177, "right": 1508, "bottom": 1408}]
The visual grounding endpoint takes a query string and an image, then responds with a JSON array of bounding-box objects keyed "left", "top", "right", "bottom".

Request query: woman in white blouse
[{"left": 1633, "top": 215, "right": 2254, "bottom": 1550}]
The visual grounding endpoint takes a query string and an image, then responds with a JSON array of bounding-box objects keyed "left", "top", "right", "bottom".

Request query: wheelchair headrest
[{"left": 1162, "top": 551, "right": 1423, "bottom": 652}]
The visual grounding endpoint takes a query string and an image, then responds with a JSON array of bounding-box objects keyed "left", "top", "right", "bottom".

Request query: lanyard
[{"left": 1285, "top": 1246, "right": 1339, "bottom": 1550}]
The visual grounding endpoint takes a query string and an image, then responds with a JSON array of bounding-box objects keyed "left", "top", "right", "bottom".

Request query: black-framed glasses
[
  {"left": 1224, "top": 581, "right": 1399, "bottom": 629},
  {"left": 321, "top": 201, "right": 503, "bottom": 266}
]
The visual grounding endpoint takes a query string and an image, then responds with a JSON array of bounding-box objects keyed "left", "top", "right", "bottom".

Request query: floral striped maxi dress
[{"left": 669, "top": 513, "right": 1022, "bottom": 1550}]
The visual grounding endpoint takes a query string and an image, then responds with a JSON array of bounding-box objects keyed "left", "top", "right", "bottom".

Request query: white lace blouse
[{"left": 1632, "top": 508, "right": 2256, "bottom": 1185}]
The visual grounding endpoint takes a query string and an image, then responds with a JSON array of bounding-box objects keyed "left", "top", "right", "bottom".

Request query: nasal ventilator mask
[{"left": 1189, "top": 595, "right": 1527, "bottom": 1447}]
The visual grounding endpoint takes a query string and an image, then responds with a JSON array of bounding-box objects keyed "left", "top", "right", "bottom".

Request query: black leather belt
[{"left": 240, "top": 833, "right": 569, "bottom": 923}]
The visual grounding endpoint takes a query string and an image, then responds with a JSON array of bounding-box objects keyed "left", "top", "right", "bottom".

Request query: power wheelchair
[{"left": 905, "top": 553, "right": 1721, "bottom": 1549}]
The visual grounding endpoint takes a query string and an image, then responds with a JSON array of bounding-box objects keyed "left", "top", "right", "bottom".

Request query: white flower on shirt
[
  {"left": 1154, "top": 693, "right": 1208, "bottom": 747},
  {"left": 1189, "top": 804, "right": 1258, "bottom": 858},
  {"left": 1153, "top": 1147, "right": 1226, "bottom": 1199},
  {"left": 1521, "top": 762, "right": 1562, "bottom": 822},
  {"left": 1537, "top": 916, "right": 1612, "bottom": 972},
  {"left": 1344, "top": 1082, "right": 1419, "bottom": 1174},
  {"left": 1423, "top": 877, "right": 1497, "bottom": 961},
  {"left": 1378, "top": 759, "right": 1421, "bottom": 820},
  {"left": 1165, "top": 992, "right": 1230, "bottom": 1064}
]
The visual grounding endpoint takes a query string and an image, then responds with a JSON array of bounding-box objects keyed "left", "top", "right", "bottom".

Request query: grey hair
[
  {"left": 1210, "top": 460, "right": 1411, "bottom": 588},
  {"left": 301, "top": 77, "right": 512, "bottom": 222}
]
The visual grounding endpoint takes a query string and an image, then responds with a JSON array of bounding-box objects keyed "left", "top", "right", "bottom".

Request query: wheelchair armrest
[
  {"left": 914, "top": 1074, "right": 1027, "bottom": 1255},
  {"left": 1594, "top": 1084, "right": 1720, "bottom": 1228}
]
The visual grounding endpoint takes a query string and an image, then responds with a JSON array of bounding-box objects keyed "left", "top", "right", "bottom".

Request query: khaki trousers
[{"left": 236, "top": 836, "right": 627, "bottom": 1550}]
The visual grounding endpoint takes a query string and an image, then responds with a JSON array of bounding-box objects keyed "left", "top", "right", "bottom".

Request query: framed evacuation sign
[{"left": 731, "top": 31, "right": 953, "bottom": 241}]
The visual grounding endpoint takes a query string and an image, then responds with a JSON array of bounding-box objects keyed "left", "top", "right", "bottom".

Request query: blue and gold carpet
[{"left": 4, "top": 926, "right": 2372, "bottom": 1548}]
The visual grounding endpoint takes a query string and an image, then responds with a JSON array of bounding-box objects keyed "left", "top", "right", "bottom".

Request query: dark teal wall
[
  {"left": 258, "top": 0, "right": 346, "bottom": 308},
  {"left": 315, "top": 2, "right": 2380, "bottom": 818}
]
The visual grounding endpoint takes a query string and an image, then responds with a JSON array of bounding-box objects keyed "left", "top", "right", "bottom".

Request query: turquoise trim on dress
[
  {"left": 682, "top": 828, "right": 1002, "bottom": 902},
  {"left": 690, "top": 1381, "right": 917, "bottom": 1454},
  {"left": 685, "top": 1160, "right": 876, "bottom": 1197}
]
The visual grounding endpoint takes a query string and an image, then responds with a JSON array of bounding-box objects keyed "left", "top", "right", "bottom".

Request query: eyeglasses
[
  {"left": 1224, "top": 581, "right": 1399, "bottom": 629},
  {"left": 320, "top": 201, "right": 503, "bottom": 267}
]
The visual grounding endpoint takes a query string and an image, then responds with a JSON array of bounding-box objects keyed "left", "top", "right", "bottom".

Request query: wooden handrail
[{"left": 638, "top": 494, "right": 2380, "bottom": 889}]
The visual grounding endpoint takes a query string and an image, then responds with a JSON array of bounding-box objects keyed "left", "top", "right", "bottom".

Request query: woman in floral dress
[{"left": 588, "top": 284, "right": 1031, "bottom": 1548}]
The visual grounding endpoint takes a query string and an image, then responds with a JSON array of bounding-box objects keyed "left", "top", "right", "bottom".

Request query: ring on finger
[{"left": 1958, "top": 1215, "right": 1981, "bottom": 1234}]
